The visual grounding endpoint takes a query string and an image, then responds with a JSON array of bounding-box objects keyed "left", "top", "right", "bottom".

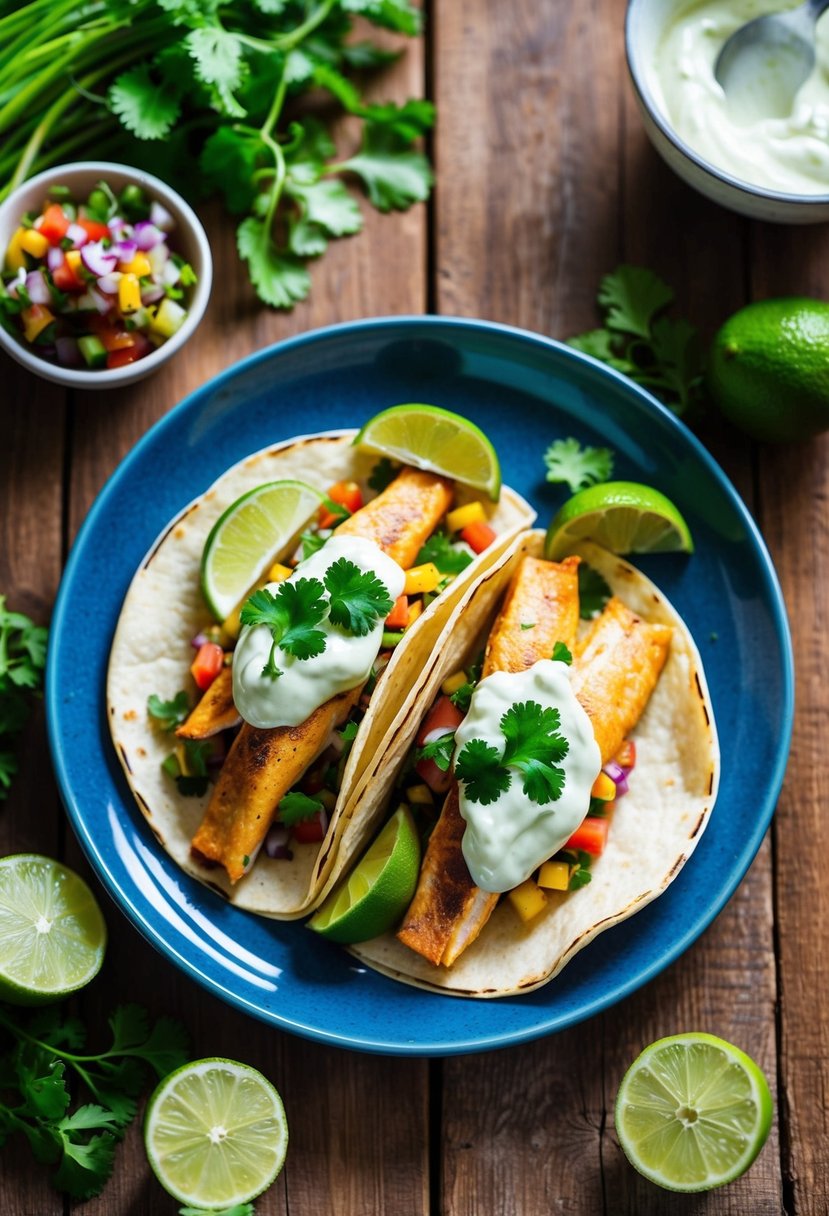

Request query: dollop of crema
[
  {"left": 649, "top": 0, "right": 829, "bottom": 194},
  {"left": 455, "top": 660, "right": 602, "bottom": 894},
  {"left": 232, "top": 536, "right": 405, "bottom": 729}
]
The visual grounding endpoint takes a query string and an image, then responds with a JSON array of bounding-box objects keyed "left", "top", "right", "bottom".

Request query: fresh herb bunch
[
  {"left": 0, "top": 598, "right": 48, "bottom": 800},
  {"left": 567, "top": 266, "right": 706, "bottom": 415},
  {"left": 0, "top": 1001, "right": 188, "bottom": 1199},
  {"left": 0, "top": 0, "right": 433, "bottom": 308}
]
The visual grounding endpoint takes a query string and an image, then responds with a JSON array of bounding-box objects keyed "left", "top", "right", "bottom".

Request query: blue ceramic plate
[{"left": 47, "top": 317, "right": 793, "bottom": 1056}]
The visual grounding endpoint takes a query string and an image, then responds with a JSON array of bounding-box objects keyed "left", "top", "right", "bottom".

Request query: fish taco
[
  {"left": 107, "top": 426, "right": 535, "bottom": 918},
  {"left": 317, "top": 534, "right": 719, "bottom": 997}
]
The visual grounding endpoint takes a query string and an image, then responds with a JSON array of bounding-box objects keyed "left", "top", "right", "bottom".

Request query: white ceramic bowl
[
  {"left": 0, "top": 161, "right": 212, "bottom": 388},
  {"left": 625, "top": 0, "right": 829, "bottom": 223}
]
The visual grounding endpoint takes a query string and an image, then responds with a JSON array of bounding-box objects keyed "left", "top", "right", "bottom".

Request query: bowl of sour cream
[{"left": 626, "top": 0, "right": 829, "bottom": 221}]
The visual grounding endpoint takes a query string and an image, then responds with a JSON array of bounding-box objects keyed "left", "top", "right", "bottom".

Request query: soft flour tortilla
[
  {"left": 107, "top": 429, "right": 535, "bottom": 918},
  {"left": 347, "top": 536, "right": 720, "bottom": 997}
]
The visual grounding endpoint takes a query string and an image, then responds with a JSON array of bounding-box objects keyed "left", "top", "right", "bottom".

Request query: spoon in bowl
[{"left": 714, "top": 0, "right": 829, "bottom": 121}]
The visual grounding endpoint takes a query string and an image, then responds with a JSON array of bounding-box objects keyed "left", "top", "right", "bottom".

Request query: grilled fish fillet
[
  {"left": 191, "top": 467, "right": 455, "bottom": 883},
  {"left": 176, "top": 668, "right": 241, "bottom": 739}
]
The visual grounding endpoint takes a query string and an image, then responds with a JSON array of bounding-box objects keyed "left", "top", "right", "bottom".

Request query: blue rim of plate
[{"left": 46, "top": 315, "right": 794, "bottom": 1056}]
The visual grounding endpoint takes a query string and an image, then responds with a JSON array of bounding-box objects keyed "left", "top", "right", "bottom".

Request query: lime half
[
  {"left": 545, "top": 481, "right": 693, "bottom": 559},
  {"left": 615, "top": 1032, "right": 773, "bottom": 1193},
  {"left": 354, "top": 404, "right": 502, "bottom": 500},
  {"left": 144, "top": 1057, "right": 288, "bottom": 1209},
  {"left": 0, "top": 854, "right": 106, "bottom": 1005},
  {"left": 201, "top": 479, "right": 326, "bottom": 620},
  {"left": 309, "top": 804, "right": 421, "bottom": 943}
]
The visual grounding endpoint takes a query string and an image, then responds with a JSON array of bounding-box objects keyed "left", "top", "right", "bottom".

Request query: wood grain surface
[{"left": 1, "top": 0, "right": 824, "bottom": 1212}]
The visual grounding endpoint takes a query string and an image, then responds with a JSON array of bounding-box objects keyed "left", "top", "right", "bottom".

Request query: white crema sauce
[
  {"left": 232, "top": 536, "right": 405, "bottom": 729},
  {"left": 649, "top": 0, "right": 829, "bottom": 193},
  {"left": 455, "top": 661, "right": 602, "bottom": 895}
]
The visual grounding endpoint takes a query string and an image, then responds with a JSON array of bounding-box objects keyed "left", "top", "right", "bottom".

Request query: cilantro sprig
[
  {"left": 455, "top": 701, "right": 570, "bottom": 807},
  {"left": 544, "top": 438, "right": 614, "bottom": 494},
  {"left": 415, "top": 531, "right": 474, "bottom": 576},
  {"left": 0, "top": 597, "right": 48, "bottom": 801},
  {"left": 416, "top": 732, "right": 456, "bottom": 773},
  {"left": 567, "top": 266, "right": 705, "bottom": 415}
]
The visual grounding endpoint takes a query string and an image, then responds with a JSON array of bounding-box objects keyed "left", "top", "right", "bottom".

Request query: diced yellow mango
[
  {"left": 118, "top": 273, "right": 141, "bottom": 314},
  {"left": 21, "top": 305, "right": 54, "bottom": 343},
  {"left": 19, "top": 228, "right": 49, "bottom": 258},
  {"left": 447, "top": 501, "right": 487, "bottom": 533},
  {"left": 118, "top": 253, "right": 151, "bottom": 277},
  {"left": 5, "top": 228, "right": 28, "bottom": 272},
  {"left": 267, "top": 563, "right": 292, "bottom": 583},
  {"left": 407, "top": 784, "right": 433, "bottom": 806},
  {"left": 441, "top": 669, "right": 468, "bottom": 696},
  {"left": 591, "top": 771, "right": 616, "bottom": 802},
  {"left": 65, "top": 250, "right": 82, "bottom": 274},
  {"left": 538, "top": 860, "right": 571, "bottom": 891},
  {"left": 507, "top": 878, "right": 548, "bottom": 923},
  {"left": 404, "top": 562, "right": 441, "bottom": 596}
]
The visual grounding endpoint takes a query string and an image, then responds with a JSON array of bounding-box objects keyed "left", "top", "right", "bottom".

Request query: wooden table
[{"left": 2, "top": 2, "right": 824, "bottom": 1211}]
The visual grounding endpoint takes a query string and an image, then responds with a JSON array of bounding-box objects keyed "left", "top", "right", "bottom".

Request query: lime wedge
[
  {"left": 354, "top": 404, "right": 502, "bottom": 500},
  {"left": 615, "top": 1033, "right": 773, "bottom": 1192},
  {"left": 545, "top": 481, "right": 693, "bottom": 559},
  {"left": 309, "top": 804, "right": 421, "bottom": 943},
  {"left": 144, "top": 1057, "right": 288, "bottom": 1209},
  {"left": 0, "top": 854, "right": 106, "bottom": 1005},
  {"left": 201, "top": 479, "right": 326, "bottom": 621}
]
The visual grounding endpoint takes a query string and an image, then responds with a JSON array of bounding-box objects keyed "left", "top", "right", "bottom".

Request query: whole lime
[{"left": 708, "top": 297, "right": 829, "bottom": 442}]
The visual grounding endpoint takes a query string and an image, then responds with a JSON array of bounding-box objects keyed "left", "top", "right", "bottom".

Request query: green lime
[
  {"left": 144, "top": 1057, "right": 288, "bottom": 1209},
  {"left": 0, "top": 854, "right": 106, "bottom": 1005},
  {"left": 708, "top": 297, "right": 829, "bottom": 442},
  {"left": 354, "top": 404, "right": 502, "bottom": 500},
  {"left": 200, "top": 479, "right": 325, "bottom": 621},
  {"left": 615, "top": 1032, "right": 773, "bottom": 1193},
  {"left": 308, "top": 804, "right": 421, "bottom": 943},
  {"left": 545, "top": 481, "right": 693, "bottom": 559}
]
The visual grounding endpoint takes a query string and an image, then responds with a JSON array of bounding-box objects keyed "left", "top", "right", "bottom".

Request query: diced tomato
[
  {"left": 90, "top": 316, "right": 136, "bottom": 351},
  {"left": 385, "top": 594, "right": 410, "bottom": 630},
  {"left": 319, "top": 479, "right": 364, "bottom": 528},
  {"left": 414, "top": 756, "right": 454, "bottom": 795},
  {"left": 460, "top": 520, "right": 497, "bottom": 554},
  {"left": 76, "top": 216, "right": 111, "bottom": 242},
  {"left": 416, "top": 695, "right": 465, "bottom": 747},
  {"left": 51, "top": 258, "right": 85, "bottom": 293},
  {"left": 190, "top": 641, "right": 224, "bottom": 690},
  {"left": 563, "top": 816, "right": 609, "bottom": 857},
  {"left": 615, "top": 739, "right": 636, "bottom": 771},
  {"left": 39, "top": 204, "right": 70, "bottom": 244},
  {"left": 292, "top": 810, "right": 328, "bottom": 843},
  {"left": 106, "top": 348, "right": 140, "bottom": 369}
]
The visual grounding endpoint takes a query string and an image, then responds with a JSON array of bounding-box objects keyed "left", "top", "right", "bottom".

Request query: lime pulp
[{"left": 545, "top": 480, "right": 693, "bottom": 559}]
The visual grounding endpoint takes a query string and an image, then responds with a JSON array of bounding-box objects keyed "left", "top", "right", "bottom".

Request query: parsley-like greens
[
  {"left": 278, "top": 791, "right": 324, "bottom": 825},
  {"left": 567, "top": 266, "right": 705, "bottom": 415},
  {"left": 415, "top": 531, "right": 474, "bottom": 576},
  {"left": 544, "top": 437, "right": 614, "bottom": 494},
  {"left": 416, "top": 732, "right": 456, "bottom": 773},
  {"left": 0, "top": 1, "right": 433, "bottom": 311},
  {"left": 0, "top": 1003, "right": 188, "bottom": 1200},
  {"left": 0, "top": 597, "right": 48, "bottom": 801},
  {"left": 324, "top": 558, "right": 394, "bottom": 636},
  {"left": 577, "top": 564, "right": 612, "bottom": 620},
  {"left": 455, "top": 701, "right": 570, "bottom": 807},
  {"left": 368, "top": 457, "right": 399, "bottom": 493},
  {"left": 552, "top": 641, "right": 573, "bottom": 665},
  {"left": 147, "top": 690, "right": 190, "bottom": 732}
]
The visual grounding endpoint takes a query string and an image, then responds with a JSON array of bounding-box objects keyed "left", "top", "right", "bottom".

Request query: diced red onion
[
  {"left": 112, "top": 239, "right": 137, "bottom": 263},
  {"left": 81, "top": 240, "right": 117, "bottom": 277},
  {"left": 161, "top": 259, "right": 180, "bottom": 286},
  {"left": 97, "top": 274, "right": 121, "bottom": 296},
  {"left": 66, "top": 222, "right": 88, "bottom": 247},
  {"left": 150, "top": 200, "right": 174, "bottom": 231},
  {"left": 140, "top": 284, "right": 165, "bottom": 305},
  {"left": 47, "top": 247, "right": 65, "bottom": 272},
  {"left": 55, "top": 337, "right": 81, "bottom": 366},
  {"left": 603, "top": 760, "right": 625, "bottom": 784},
  {"left": 108, "top": 215, "right": 127, "bottom": 233},
  {"left": 265, "top": 823, "right": 293, "bottom": 859},
  {"left": 83, "top": 285, "right": 112, "bottom": 314},
  {"left": 133, "top": 220, "right": 164, "bottom": 250},
  {"left": 25, "top": 270, "right": 50, "bottom": 305},
  {"left": 423, "top": 726, "right": 455, "bottom": 747},
  {"left": 614, "top": 772, "right": 630, "bottom": 797},
  {"left": 191, "top": 631, "right": 208, "bottom": 649}
]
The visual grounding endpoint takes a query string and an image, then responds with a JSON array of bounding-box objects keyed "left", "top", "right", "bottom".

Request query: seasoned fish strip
[
  {"left": 335, "top": 466, "right": 454, "bottom": 570},
  {"left": 569, "top": 596, "right": 672, "bottom": 765},
  {"left": 191, "top": 686, "right": 360, "bottom": 884},
  {"left": 398, "top": 556, "right": 581, "bottom": 967},
  {"left": 482, "top": 555, "right": 581, "bottom": 677},
  {"left": 176, "top": 668, "right": 241, "bottom": 740}
]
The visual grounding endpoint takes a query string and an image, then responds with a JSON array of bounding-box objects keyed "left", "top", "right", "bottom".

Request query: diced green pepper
[{"left": 77, "top": 335, "right": 107, "bottom": 369}]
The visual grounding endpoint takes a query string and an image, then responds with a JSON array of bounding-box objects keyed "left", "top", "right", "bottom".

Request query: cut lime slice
[
  {"left": 615, "top": 1032, "right": 773, "bottom": 1193},
  {"left": 201, "top": 479, "right": 326, "bottom": 621},
  {"left": 0, "top": 854, "right": 106, "bottom": 1005},
  {"left": 144, "top": 1057, "right": 288, "bottom": 1209},
  {"left": 308, "top": 804, "right": 421, "bottom": 943},
  {"left": 545, "top": 480, "right": 693, "bottom": 559},
  {"left": 354, "top": 404, "right": 502, "bottom": 500}
]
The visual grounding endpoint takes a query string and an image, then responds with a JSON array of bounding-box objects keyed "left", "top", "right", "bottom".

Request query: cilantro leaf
[
  {"left": 147, "top": 691, "right": 190, "bottom": 731},
  {"left": 339, "top": 124, "right": 432, "bottom": 212},
  {"left": 578, "top": 564, "right": 612, "bottom": 619},
  {"left": 0, "top": 598, "right": 47, "bottom": 800},
  {"left": 200, "top": 127, "right": 265, "bottom": 214},
  {"left": 286, "top": 177, "right": 362, "bottom": 257},
  {"left": 416, "top": 731, "right": 455, "bottom": 773},
  {"left": 501, "top": 701, "right": 568, "bottom": 768},
  {"left": 185, "top": 27, "right": 247, "bottom": 117},
  {"left": 648, "top": 316, "right": 706, "bottom": 413},
  {"left": 279, "top": 791, "right": 324, "bottom": 825},
  {"left": 324, "top": 558, "right": 394, "bottom": 636},
  {"left": 449, "top": 681, "right": 475, "bottom": 713},
  {"left": 237, "top": 217, "right": 311, "bottom": 308},
  {"left": 543, "top": 437, "right": 614, "bottom": 494},
  {"left": 415, "top": 531, "right": 474, "bottom": 576},
  {"left": 341, "top": 0, "right": 422, "bottom": 34},
  {"left": 368, "top": 457, "right": 399, "bottom": 492},
  {"left": 455, "top": 738, "right": 510, "bottom": 805},
  {"left": 52, "top": 1113, "right": 117, "bottom": 1199},
  {"left": 552, "top": 641, "right": 572, "bottom": 665},
  {"left": 240, "top": 579, "right": 327, "bottom": 674},
  {"left": 598, "top": 265, "right": 674, "bottom": 339},
  {"left": 108, "top": 65, "right": 183, "bottom": 139}
]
